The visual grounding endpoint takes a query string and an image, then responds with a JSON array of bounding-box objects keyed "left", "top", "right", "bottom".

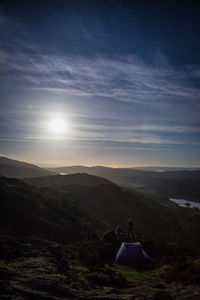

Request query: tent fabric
[{"left": 115, "top": 242, "right": 150, "bottom": 266}]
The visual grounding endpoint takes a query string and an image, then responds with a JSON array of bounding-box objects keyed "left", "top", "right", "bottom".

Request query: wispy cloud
[
  {"left": 0, "top": 45, "right": 200, "bottom": 149},
  {"left": 1, "top": 48, "right": 200, "bottom": 102}
]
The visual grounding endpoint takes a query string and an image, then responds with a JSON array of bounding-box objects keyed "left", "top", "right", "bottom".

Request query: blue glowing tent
[{"left": 115, "top": 242, "right": 151, "bottom": 266}]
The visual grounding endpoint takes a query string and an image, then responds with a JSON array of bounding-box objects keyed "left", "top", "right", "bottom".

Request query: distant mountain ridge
[
  {"left": 0, "top": 156, "right": 55, "bottom": 178},
  {"left": 47, "top": 165, "right": 200, "bottom": 173},
  {"left": 132, "top": 166, "right": 200, "bottom": 172},
  {"left": 48, "top": 165, "right": 200, "bottom": 202},
  {"left": 1, "top": 156, "right": 200, "bottom": 202}
]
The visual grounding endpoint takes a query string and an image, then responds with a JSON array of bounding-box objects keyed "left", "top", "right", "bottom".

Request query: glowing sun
[{"left": 48, "top": 118, "right": 66, "bottom": 134}]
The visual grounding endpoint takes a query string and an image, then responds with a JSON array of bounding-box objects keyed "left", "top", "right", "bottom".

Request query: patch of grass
[
  {"left": 73, "top": 264, "right": 88, "bottom": 272},
  {"left": 114, "top": 265, "right": 164, "bottom": 286},
  {"left": 162, "top": 257, "right": 200, "bottom": 284}
]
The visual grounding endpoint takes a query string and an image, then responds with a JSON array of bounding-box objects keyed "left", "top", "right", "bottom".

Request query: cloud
[
  {"left": 0, "top": 45, "right": 200, "bottom": 148},
  {"left": 1, "top": 48, "right": 200, "bottom": 102}
]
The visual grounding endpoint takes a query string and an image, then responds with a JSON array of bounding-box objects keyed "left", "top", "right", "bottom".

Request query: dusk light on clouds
[{"left": 0, "top": 0, "right": 200, "bottom": 167}]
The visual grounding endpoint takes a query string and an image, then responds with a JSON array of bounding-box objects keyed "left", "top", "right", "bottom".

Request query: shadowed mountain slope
[
  {"left": 25, "top": 172, "right": 114, "bottom": 188},
  {"left": 48, "top": 165, "right": 200, "bottom": 202},
  {"left": 0, "top": 172, "right": 199, "bottom": 249},
  {"left": 0, "top": 175, "right": 101, "bottom": 243},
  {"left": 24, "top": 173, "right": 200, "bottom": 249},
  {"left": 0, "top": 156, "right": 55, "bottom": 178},
  {"left": 1, "top": 173, "right": 200, "bottom": 299}
]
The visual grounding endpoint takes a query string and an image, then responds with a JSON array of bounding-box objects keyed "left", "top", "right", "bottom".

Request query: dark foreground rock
[
  {"left": 0, "top": 237, "right": 76, "bottom": 299},
  {"left": 1, "top": 236, "right": 200, "bottom": 300}
]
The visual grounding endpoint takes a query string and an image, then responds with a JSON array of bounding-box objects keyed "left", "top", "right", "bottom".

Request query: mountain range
[
  {"left": 48, "top": 165, "right": 200, "bottom": 202},
  {"left": 1, "top": 156, "right": 200, "bottom": 203}
]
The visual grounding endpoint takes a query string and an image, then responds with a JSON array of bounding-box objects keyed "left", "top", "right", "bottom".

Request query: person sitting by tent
[
  {"left": 127, "top": 218, "right": 134, "bottom": 238},
  {"left": 115, "top": 225, "right": 124, "bottom": 237},
  {"left": 102, "top": 230, "right": 119, "bottom": 245}
]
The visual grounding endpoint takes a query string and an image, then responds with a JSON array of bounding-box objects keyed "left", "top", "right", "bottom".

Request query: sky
[{"left": 0, "top": 0, "right": 200, "bottom": 167}]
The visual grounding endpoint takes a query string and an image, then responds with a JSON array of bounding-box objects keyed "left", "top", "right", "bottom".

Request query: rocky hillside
[{"left": 1, "top": 235, "right": 200, "bottom": 299}]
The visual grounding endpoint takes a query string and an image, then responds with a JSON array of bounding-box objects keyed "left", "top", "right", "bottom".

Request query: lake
[{"left": 169, "top": 198, "right": 200, "bottom": 210}]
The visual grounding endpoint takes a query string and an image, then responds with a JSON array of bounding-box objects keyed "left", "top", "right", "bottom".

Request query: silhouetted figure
[
  {"left": 127, "top": 218, "right": 134, "bottom": 238},
  {"left": 115, "top": 225, "right": 124, "bottom": 237}
]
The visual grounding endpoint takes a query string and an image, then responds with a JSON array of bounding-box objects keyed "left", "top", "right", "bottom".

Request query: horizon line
[{"left": 1, "top": 155, "right": 200, "bottom": 170}]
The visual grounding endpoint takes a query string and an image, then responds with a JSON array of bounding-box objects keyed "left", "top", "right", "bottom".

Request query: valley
[
  {"left": 0, "top": 157, "right": 200, "bottom": 299},
  {"left": 48, "top": 165, "right": 200, "bottom": 203}
]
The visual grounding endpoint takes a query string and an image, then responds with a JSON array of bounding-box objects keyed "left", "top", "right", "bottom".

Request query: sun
[{"left": 48, "top": 118, "right": 66, "bottom": 134}]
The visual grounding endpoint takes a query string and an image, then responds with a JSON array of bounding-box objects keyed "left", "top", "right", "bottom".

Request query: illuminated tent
[{"left": 115, "top": 242, "right": 150, "bottom": 266}]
